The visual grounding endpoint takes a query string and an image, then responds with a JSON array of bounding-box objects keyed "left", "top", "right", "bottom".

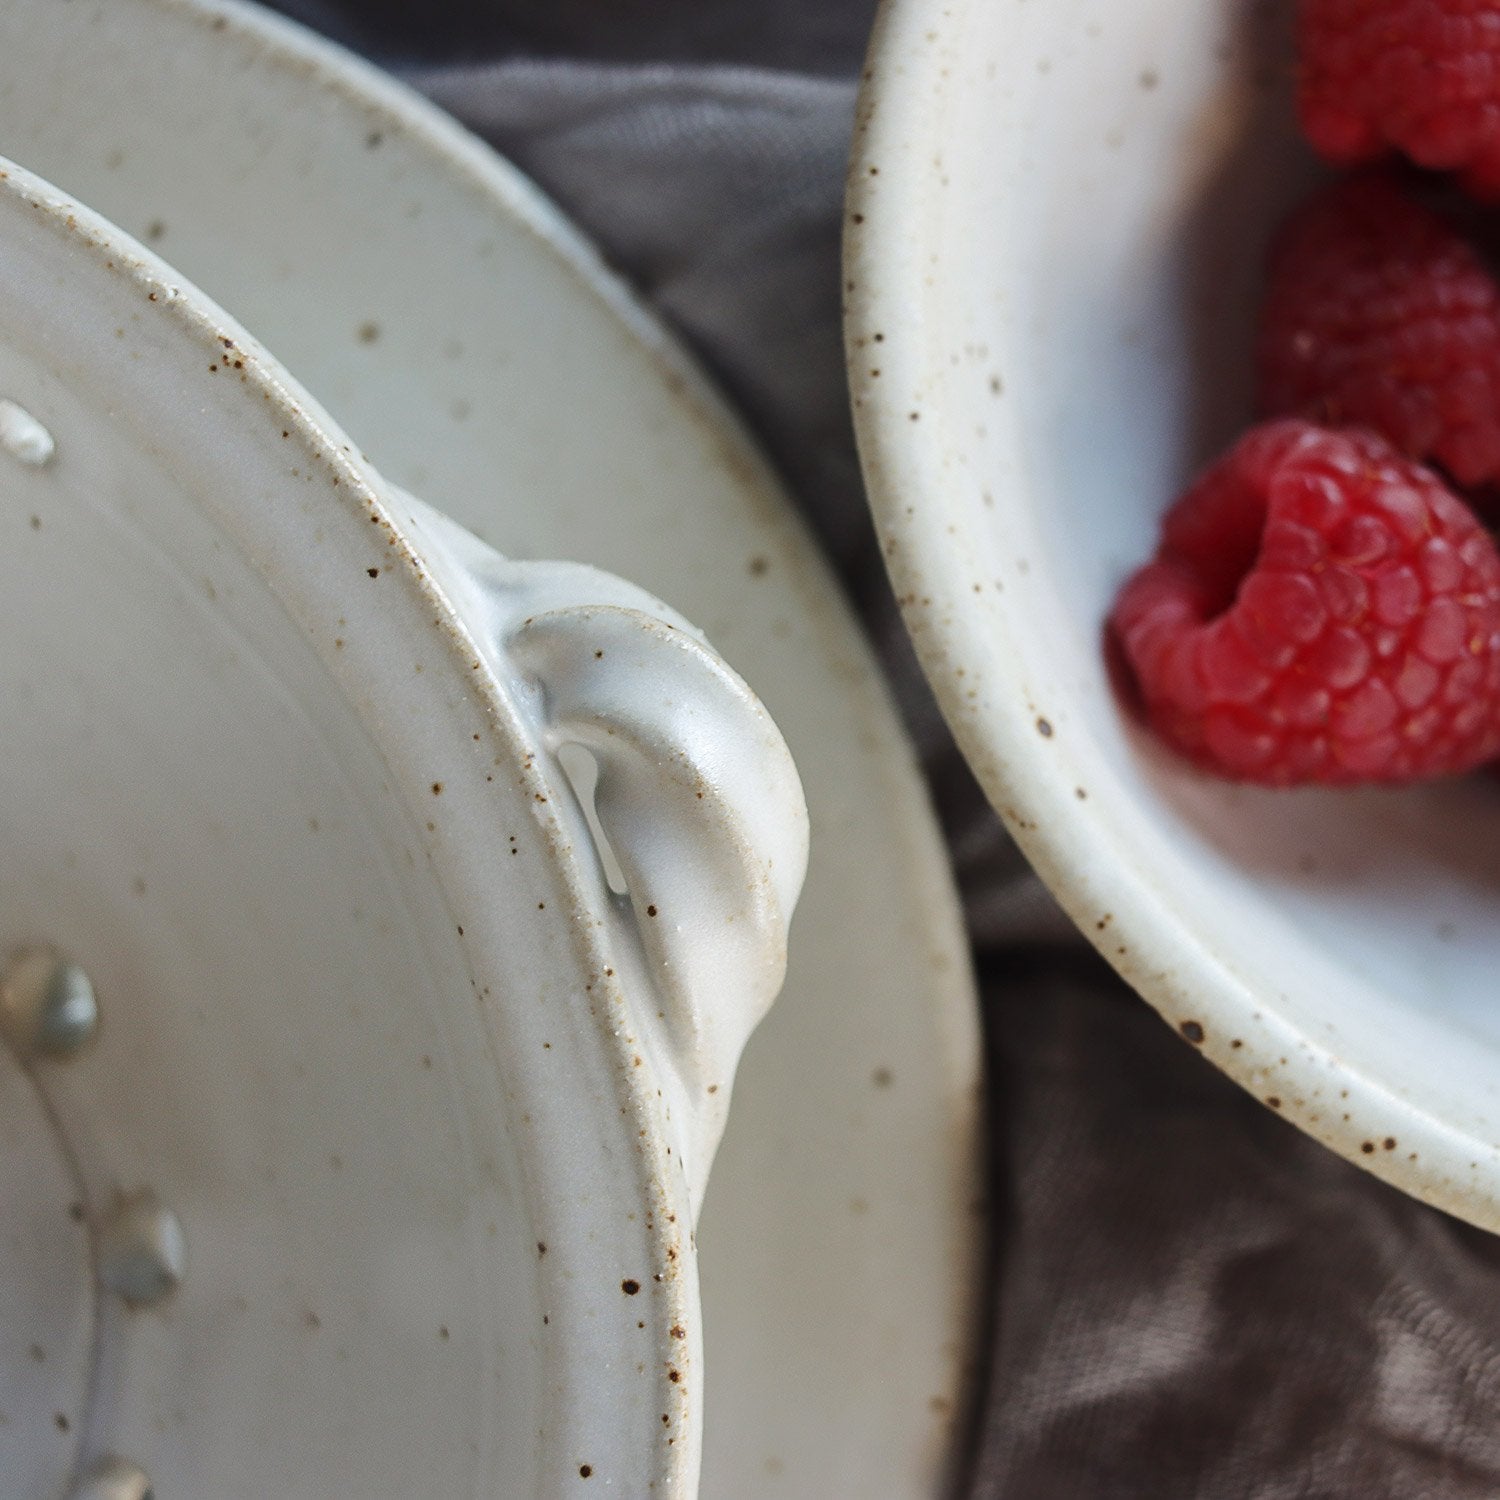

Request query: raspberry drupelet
[
  {"left": 1298, "top": 0, "right": 1500, "bottom": 200},
  {"left": 1109, "top": 420, "right": 1500, "bottom": 785},
  {"left": 1257, "top": 172, "right": 1500, "bottom": 489}
]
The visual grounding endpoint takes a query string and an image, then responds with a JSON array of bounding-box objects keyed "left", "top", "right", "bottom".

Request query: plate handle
[{"left": 402, "top": 495, "right": 809, "bottom": 1216}]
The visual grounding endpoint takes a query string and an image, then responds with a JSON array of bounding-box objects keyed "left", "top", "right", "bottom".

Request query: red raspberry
[
  {"left": 1298, "top": 0, "right": 1500, "bottom": 199},
  {"left": 1257, "top": 173, "right": 1500, "bottom": 488},
  {"left": 1109, "top": 421, "right": 1500, "bottom": 786}
]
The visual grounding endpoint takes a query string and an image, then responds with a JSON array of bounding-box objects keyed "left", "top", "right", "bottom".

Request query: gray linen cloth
[{"left": 273, "top": 2, "right": 1500, "bottom": 1494}]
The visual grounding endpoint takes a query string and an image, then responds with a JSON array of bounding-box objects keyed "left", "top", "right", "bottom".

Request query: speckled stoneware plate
[
  {"left": 0, "top": 0, "right": 985, "bottom": 1493},
  {"left": 846, "top": 0, "right": 1500, "bottom": 1229}
]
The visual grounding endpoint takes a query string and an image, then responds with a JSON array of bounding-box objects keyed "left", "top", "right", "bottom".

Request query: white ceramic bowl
[
  {"left": 0, "top": 154, "right": 806, "bottom": 1496},
  {"left": 845, "top": 0, "right": 1500, "bottom": 1227}
]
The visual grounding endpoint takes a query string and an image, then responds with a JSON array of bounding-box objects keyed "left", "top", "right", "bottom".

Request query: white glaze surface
[
  {"left": 0, "top": 1041, "right": 93, "bottom": 1494},
  {"left": 847, "top": 0, "right": 1500, "bottom": 1225},
  {"left": 0, "top": 1, "right": 984, "bottom": 1493}
]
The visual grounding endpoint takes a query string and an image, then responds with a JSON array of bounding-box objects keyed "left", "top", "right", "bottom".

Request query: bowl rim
[
  {"left": 842, "top": 0, "right": 1500, "bottom": 1230},
  {"left": 0, "top": 148, "right": 703, "bottom": 1490}
]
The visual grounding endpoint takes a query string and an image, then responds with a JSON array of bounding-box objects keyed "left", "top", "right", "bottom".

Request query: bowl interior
[
  {"left": 0, "top": 348, "right": 546, "bottom": 1494},
  {"left": 853, "top": 0, "right": 1500, "bottom": 1211},
  {"left": 0, "top": 172, "right": 575, "bottom": 1489}
]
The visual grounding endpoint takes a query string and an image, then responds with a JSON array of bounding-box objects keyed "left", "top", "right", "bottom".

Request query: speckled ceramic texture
[
  {"left": 0, "top": 1, "right": 986, "bottom": 1494},
  {"left": 846, "top": 0, "right": 1500, "bottom": 1229},
  {"left": 0, "top": 153, "right": 808, "bottom": 1495}
]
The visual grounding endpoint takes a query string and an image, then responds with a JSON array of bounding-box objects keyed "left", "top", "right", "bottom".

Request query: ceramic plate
[{"left": 0, "top": 0, "right": 984, "bottom": 1491}]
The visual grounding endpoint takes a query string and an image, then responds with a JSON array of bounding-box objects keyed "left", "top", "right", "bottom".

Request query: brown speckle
[
  {"left": 748, "top": 555, "right": 770, "bottom": 577},
  {"left": 367, "top": 567, "right": 380, "bottom": 579},
  {"left": 872, "top": 1066, "right": 894, "bottom": 1088},
  {"left": 621, "top": 1279, "right": 640, "bottom": 1295},
  {"left": 357, "top": 321, "right": 380, "bottom": 344},
  {"left": 28, "top": 515, "right": 40, "bottom": 530},
  {"left": 646, "top": 905, "right": 658, "bottom": 917},
  {"left": 1361, "top": 1141, "right": 1376, "bottom": 1154},
  {"left": 537, "top": 1242, "right": 547, "bottom": 1256},
  {"left": 579, "top": 1465, "right": 593, "bottom": 1478},
  {"left": 1179, "top": 1020, "right": 1205, "bottom": 1045},
  {"left": 432, "top": 782, "right": 443, "bottom": 796},
  {"left": 670, "top": 1324, "right": 685, "bottom": 1339},
  {"left": 668, "top": 1368, "right": 681, "bottom": 1384},
  {"left": 1266, "top": 1096, "right": 1282, "bottom": 1110},
  {"left": 1384, "top": 1137, "right": 1397, "bottom": 1151},
  {"left": 1036, "top": 717, "right": 1053, "bottom": 738},
  {"left": 54, "top": 1413, "right": 68, "bottom": 1432}
]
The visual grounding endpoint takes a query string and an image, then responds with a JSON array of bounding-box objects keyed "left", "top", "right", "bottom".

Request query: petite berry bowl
[{"left": 845, "top": 0, "right": 1500, "bottom": 1226}]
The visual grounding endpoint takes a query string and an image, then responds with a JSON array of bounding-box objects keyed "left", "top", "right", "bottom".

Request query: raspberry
[
  {"left": 1257, "top": 173, "right": 1500, "bottom": 488},
  {"left": 1297, "top": 0, "right": 1500, "bottom": 199},
  {"left": 1109, "top": 420, "right": 1500, "bottom": 785}
]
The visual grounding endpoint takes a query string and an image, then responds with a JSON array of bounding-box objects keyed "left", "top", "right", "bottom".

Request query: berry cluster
[
  {"left": 1110, "top": 0, "right": 1500, "bottom": 786},
  {"left": 1298, "top": 0, "right": 1500, "bottom": 201}
]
